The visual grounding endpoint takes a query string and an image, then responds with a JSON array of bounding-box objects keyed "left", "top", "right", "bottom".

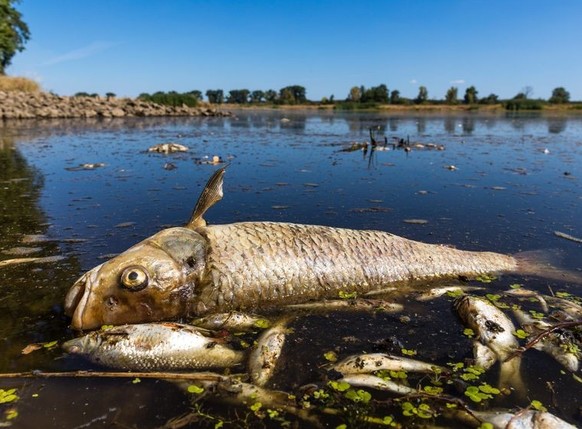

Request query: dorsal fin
[{"left": 186, "top": 166, "right": 227, "bottom": 228}]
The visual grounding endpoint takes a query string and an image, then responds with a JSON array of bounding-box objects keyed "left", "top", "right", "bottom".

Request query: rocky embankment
[{"left": 0, "top": 91, "right": 231, "bottom": 119}]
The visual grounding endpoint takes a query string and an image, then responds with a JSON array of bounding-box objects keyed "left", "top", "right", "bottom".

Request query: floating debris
[
  {"left": 554, "top": 230, "right": 582, "bottom": 244},
  {"left": 403, "top": 219, "right": 428, "bottom": 224},
  {"left": 2, "top": 246, "right": 42, "bottom": 256},
  {"left": 163, "top": 162, "right": 177, "bottom": 170},
  {"left": 195, "top": 155, "right": 224, "bottom": 165},
  {"left": 271, "top": 205, "right": 291, "bottom": 210},
  {"left": 65, "top": 163, "right": 106, "bottom": 171},
  {"left": 114, "top": 222, "right": 136, "bottom": 228},
  {"left": 147, "top": 143, "right": 188, "bottom": 153},
  {"left": 349, "top": 207, "right": 392, "bottom": 213},
  {"left": 446, "top": 165, "right": 458, "bottom": 171}
]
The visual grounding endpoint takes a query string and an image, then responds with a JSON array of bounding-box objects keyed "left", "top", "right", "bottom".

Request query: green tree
[
  {"left": 548, "top": 87, "right": 570, "bottom": 104},
  {"left": 186, "top": 90, "right": 203, "bottom": 101},
  {"left": 264, "top": 89, "right": 277, "bottom": 103},
  {"left": 389, "top": 89, "right": 401, "bottom": 104},
  {"left": 250, "top": 90, "right": 264, "bottom": 103},
  {"left": 227, "top": 89, "right": 250, "bottom": 104},
  {"left": 415, "top": 86, "right": 428, "bottom": 104},
  {"left": 479, "top": 93, "right": 499, "bottom": 105},
  {"left": 445, "top": 86, "right": 458, "bottom": 104},
  {"left": 348, "top": 86, "right": 361, "bottom": 102},
  {"left": 0, "top": 0, "right": 30, "bottom": 74},
  {"left": 464, "top": 86, "right": 478, "bottom": 104},
  {"left": 205, "top": 89, "right": 224, "bottom": 104},
  {"left": 361, "top": 84, "right": 389, "bottom": 103},
  {"left": 278, "top": 85, "right": 307, "bottom": 104}
]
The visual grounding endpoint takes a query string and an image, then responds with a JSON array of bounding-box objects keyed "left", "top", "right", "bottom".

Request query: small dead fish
[
  {"left": 455, "top": 295, "right": 524, "bottom": 394},
  {"left": 330, "top": 353, "right": 446, "bottom": 375},
  {"left": 0, "top": 255, "right": 65, "bottom": 268},
  {"left": 512, "top": 308, "right": 579, "bottom": 372},
  {"left": 338, "top": 374, "right": 415, "bottom": 395},
  {"left": 554, "top": 230, "right": 582, "bottom": 244},
  {"left": 455, "top": 296, "right": 519, "bottom": 364},
  {"left": 471, "top": 409, "right": 577, "bottom": 429},
  {"left": 65, "top": 163, "right": 106, "bottom": 171},
  {"left": 416, "top": 285, "right": 484, "bottom": 301},
  {"left": 248, "top": 320, "right": 289, "bottom": 386},
  {"left": 191, "top": 312, "right": 271, "bottom": 332},
  {"left": 286, "top": 298, "right": 403, "bottom": 313},
  {"left": 147, "top": 143, "right": 188, "bottom": 153},
  {"left": 63, "top": 322, "right": 244, "bottom": 371}
]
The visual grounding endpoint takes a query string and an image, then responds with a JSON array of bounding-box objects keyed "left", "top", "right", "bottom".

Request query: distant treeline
[{"left": 77, "top": 85, "right": 577, "bottom": 111}]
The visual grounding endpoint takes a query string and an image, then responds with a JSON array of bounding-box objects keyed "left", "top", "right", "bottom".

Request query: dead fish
[
  {"left": 0, "top": 255, "right": 65, "bottom": 268},
  {"left": 470, "top": 409, "right": 577, "bottom": 429},
  {"left": 455, "top": 295, "right": 525, "bottom": 394},
  {"left": 177, "top": 375, "right": 321, "bottom": 427},
  {"left": 63, "top": 322, "right": 244, "bottom": 371},
  {"left": 415, "top": 285, "right": 484, "bottom": 301},
  {"left": 338, "top": 374, "right": 415, "bottom": 395},
  {"left": 512, "top": 308, "right": 579, "bottom": 372},
  {"left": 65, "top": 163, "right": 106, "bottom": 171},
  {"left": 286, "top": 298, "right": 403, "bottom": 313},
  {"left": 191, "top": 311, "right": 271, "bottom": 331},
  {"left": 64, "top": 166, "right": 582, "bottom": 330},
  {"left": 147, "top": 143, "right": 188, "bottom": 153},
  {"left": 329, "top": 353, "right": 445, "bottom": 375},
  {"left": 248, "top": 320, "right": 289, "bottom": 386}
]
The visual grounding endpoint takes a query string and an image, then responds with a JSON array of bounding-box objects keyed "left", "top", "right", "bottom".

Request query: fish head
[{"left": 64, "top": 227, "right": 207, "bottom": 331}]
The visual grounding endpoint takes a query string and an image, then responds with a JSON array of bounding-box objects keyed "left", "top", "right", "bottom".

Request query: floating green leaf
[
  {"left": 463, "top": 328, "right": 475, "bottom": 338},
  {"left": 401, "top": 348, "right": 417, "bottom": 356},
  {"left": 529, "top": 310, "right": 545, "bottom": 319},
  {"left": 530, "top": 400, "right": 547, "bottom": 412},
  {"left": 555, "top": 291, "right": 571, "bottom": 298},
  {"left": 250, "top": 402, "right": 262, "bottom": 412},
  {"left": 476, "top": 274, "right": 497, "bottom": 283},
  {"left": 0, "top": 389, "right": 19, "bottom": 404},
  {"left": 345, "top": 389, "right": 371, "bottom": 404},
  {"left": 187, "top": 385, "right": 204, "bottom": 394},
  {"left": 328, "top": 380, "right": 351, "bottom": 392},
  {"left": 324, "top": 351, "right": 338, "bottom": 362},
  {"left": 446, "top": 289, "right": 464, "bottom": 298},
  {"left": 5, "top": 409, "right": 18, "bottom": 420},
  {"left": 479, "top": 423, "right": 494, "bottom": 429},
  {"left": 253, "top": 319, "right": 271, "bottom": 329},
  {"left": 423, "top": 385, "right": 443, "bottom": 395},
  {"left": 513, "top": 329, "right": 529, "bottom": 339},
  {"left": 509, "top": 283, "right": 522, "bottom": 289},
  {"left": 485, "top": 294, "right": 501, "bottom": 302},
  {"left": 43, "top": 340, "right": 58, "bottom": 349},
  {"left": 132, "top": 377, "right": 141, "bottom": 384}
]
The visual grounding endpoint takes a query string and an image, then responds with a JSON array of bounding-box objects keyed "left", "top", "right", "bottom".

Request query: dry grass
[{"left": 0, "top": 75, "right": 42, "bottom": 92}]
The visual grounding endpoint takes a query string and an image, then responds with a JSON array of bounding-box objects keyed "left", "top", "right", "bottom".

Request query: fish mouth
[{"left": 65, "top": 269, "right": 103, "bottom": 331}]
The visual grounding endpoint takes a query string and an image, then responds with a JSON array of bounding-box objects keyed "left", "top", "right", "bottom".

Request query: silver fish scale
[{"left": 194, "top": 222, "right": 516, "bottom": 313}]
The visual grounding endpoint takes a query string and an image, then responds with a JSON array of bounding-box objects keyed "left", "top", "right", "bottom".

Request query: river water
[{"left": 0, "top": 111, "right": 581, "bottom": 428}]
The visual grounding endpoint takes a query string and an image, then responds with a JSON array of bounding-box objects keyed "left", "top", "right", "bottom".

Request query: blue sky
[{"left": 9, "top": 1, "right": 582, "bottom": 101}]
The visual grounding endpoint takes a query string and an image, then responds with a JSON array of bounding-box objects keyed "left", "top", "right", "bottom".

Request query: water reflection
[
  {"left": 548, "top": 116, "right": 567, "bottom": 134},
  {"left": 0, "top": 131, "right": 81, "bottom": 372}
]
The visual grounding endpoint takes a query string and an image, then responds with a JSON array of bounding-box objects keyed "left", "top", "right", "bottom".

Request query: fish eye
[{"left": 120, "top": 266, "right": 149, "bottom": 291}]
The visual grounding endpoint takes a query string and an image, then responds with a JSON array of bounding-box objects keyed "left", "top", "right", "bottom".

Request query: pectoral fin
[{"left": 187, "top": 166, "right": 227, "bottom": 228}]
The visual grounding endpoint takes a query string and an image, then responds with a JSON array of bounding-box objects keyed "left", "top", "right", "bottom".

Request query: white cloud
[
  {"left": 42, "top": 41, "right": 119, "bottom": 66},
  {"left": 409, "top": 79, "right": 418, "bottom": 84},
  {"left": 450, "top": 79, "right": 466, "bottom": 85}
]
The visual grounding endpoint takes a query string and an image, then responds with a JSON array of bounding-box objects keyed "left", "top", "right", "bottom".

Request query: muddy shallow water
[{"left": 0, "top": 111, "right": 581, "bottom": 428}]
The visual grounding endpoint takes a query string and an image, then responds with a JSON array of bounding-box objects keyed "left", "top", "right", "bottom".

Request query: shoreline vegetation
[{"left": 1, "top": 76, "right": 581, "bottom": 121}]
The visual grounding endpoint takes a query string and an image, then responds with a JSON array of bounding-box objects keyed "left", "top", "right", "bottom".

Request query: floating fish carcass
[
  {"left": 64, "top": 167, "right": 582, "bottom": 330},
  {"left": 63, "top": 322, "right": 244, "bottom": 371}
]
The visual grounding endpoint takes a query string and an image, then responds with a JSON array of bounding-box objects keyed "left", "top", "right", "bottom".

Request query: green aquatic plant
[
  {"left": 324, "top": 351, "right": 338, "bottom": 362},
  {"left": 0, "top": 388, "right": 18, "bottom": 404},
  {"left": 463, "top": 328, "right": 475, "bottom": 338},
  {"left": 513, "top": 329, "right": 529, "bottom": 339},
  {"left": 338, "top": 290, "right": 357, "bottom": 299},
  {"left": 401, "top": 348, "right": 417, "bottom": 356},
  {"left": 530, "top": 400, "right": 547, "bottom": 412},
  {"left": 345, "top": 389, "right": 372, "bottom": 404},
  {"left": 464, "top": 384, "right": 500, "bottom": 403}
]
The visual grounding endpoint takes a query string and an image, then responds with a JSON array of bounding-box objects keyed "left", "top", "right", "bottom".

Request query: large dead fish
[{"left": 64, "top": 167, "right": 581, "bottom": 330}]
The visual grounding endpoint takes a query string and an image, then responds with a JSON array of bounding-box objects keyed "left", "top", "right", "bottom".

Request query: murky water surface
[{"left": 1, "top": 112, "right": 581, "bottom": 428}]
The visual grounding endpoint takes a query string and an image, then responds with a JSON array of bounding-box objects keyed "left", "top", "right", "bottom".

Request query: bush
[
  {"left": 504, "top": 99, "right": 543, "bottom": 111},
  {"left": 138, "top": 91, "right": 198, "bottom": 107},
  {"left": 0, "top": 76, "right": 41, "bottom": 92}
]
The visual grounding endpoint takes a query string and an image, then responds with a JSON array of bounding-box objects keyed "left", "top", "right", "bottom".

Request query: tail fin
[{"left": 514, "top": 250, "right": 582, "bottom": 284}]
